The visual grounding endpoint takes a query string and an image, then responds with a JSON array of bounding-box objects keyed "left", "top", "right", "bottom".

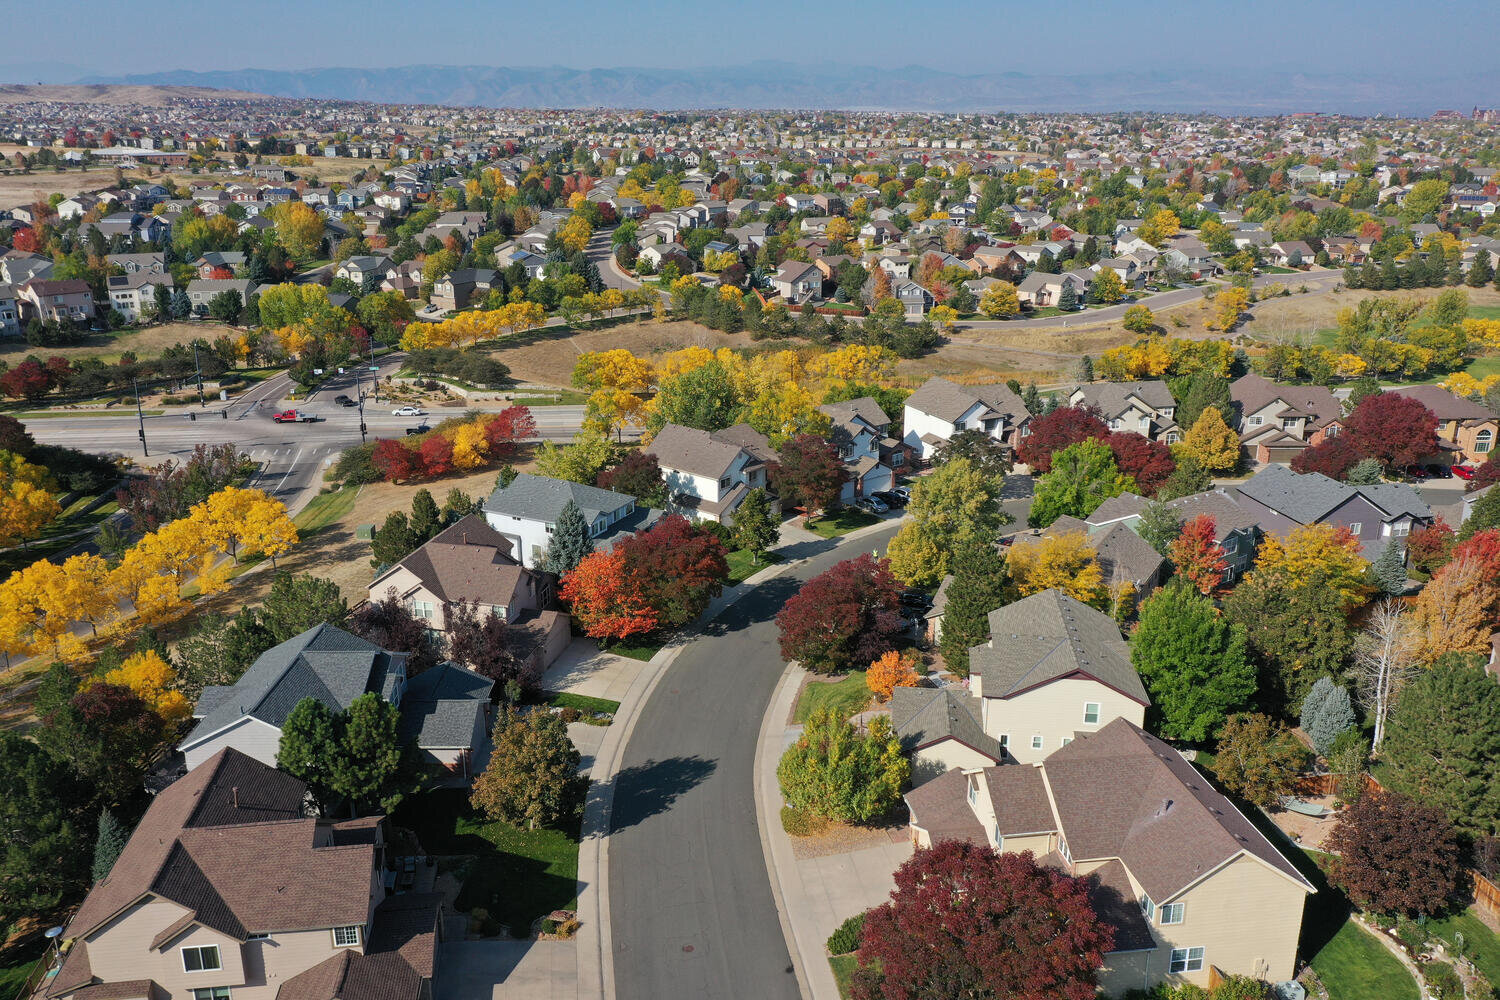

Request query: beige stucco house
[
  {"left": 905, "top": 720, "right": 1315, "bottom": 993},
  {"left": 48, "top": 748, "right": 441, "bottom": 1000}
]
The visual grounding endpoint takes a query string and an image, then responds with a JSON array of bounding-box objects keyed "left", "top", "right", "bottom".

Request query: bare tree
[{"left": 1353, "top": 598, "right": 1418, "bottom": 752}]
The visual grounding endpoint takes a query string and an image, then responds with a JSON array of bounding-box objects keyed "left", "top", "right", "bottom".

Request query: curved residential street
[{"left": 608, "top": 522, "right": 902, "bottom": 1000}]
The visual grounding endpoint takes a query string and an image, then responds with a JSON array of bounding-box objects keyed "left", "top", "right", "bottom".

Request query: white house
[
  {"left": 902, "top": 376, "right": 1031, "bottom": 461},
  {"left": 481, "top": 473, "right": 663, "bottom": 568}
]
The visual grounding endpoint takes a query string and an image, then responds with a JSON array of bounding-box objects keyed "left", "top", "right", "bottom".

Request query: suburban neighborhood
[{"left": 0, "top": 24, "right": 1498, "bottom": 1000}]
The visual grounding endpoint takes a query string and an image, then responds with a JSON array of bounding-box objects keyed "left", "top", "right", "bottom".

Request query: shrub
[
  {"left": 556, "top": 706, "right": 582, "bottom": 724},
  {"left": 539, "top": 918, "right": 558, "bottom": 935},
  {"left": 1422, "top": 960, "right": 1462, "bottom": 1000},
  {"left": 826, "top": 912, "right": 865, "bottom": 955},
  {"left": 780, "top": 805, "right": 827, "bottom": 838},
  {"left": 1396, "top": 916, "right": 1428, "bottom": 952},
  {"left": 329, "top": 442, "right": 380, "bottom": 486}
]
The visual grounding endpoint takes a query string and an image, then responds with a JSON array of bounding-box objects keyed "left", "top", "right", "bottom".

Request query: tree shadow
[
  {"left": 700, "top": 576, "right": 801, "bottom": 637},
  {"left": 605, "top": 754, "right": 718, "bottom": 833}
]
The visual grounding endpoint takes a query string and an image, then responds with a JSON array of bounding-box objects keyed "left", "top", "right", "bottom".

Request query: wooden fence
[
  {"left": 1292, "top": 772, "right": 1385, "bottom": 799},
  {"left": 1475, "top": 872, "right": 1500, "bottom": 925}
]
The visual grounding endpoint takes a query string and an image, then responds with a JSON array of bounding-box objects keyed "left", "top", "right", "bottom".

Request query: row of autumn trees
[{"left": 331, "top": 406, "right": 536, "bottom": 486}]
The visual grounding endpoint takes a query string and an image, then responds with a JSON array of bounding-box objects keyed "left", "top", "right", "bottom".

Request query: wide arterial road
[{"left": 609, "top": 522, "right": 901, "bottom": 1000}]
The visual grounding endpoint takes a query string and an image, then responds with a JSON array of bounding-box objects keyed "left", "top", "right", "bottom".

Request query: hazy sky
[{"left": 12, "top": 0, "right": 1489, "bottom": 79}]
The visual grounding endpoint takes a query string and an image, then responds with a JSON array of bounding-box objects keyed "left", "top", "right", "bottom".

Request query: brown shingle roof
[
  {"left": 983, "top": 765, "right": 1057, "bottom": 836},
  {"left": 373, "top": 513, "right": 526, "bottom": 607},
  {"left": 904, "top": 767, "right": 987, "bottom": 844}
]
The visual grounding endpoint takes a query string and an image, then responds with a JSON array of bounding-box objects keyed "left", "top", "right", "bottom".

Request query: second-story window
[
  {"left": 1083, "top": 703, "right": 1100, "bottom": 725},
  {"left": 332, "top": 925, "right": 362, "bottom": 947},
  {"left": 719, "top": 476, "right": 731, "bottom": 490},
  {"left": 182, "top": 946, "right": 222, "bottom": 973}
]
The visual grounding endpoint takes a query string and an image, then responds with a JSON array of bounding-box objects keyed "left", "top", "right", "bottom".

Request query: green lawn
[
  {"left": 546, "top": 692, "right": 620, "bottom": 717},
  {"left": 0, "top": 941, "right": 44, "bottom": 1000},
  {"left": 392, "top": 789, "right": 579, "bottom": 937},
  {"left": 793, "top": 670, "right": 870, "bottom": 724},
  {"left": 1427, "top": 909, "right": 1500, "bottom": 986},
  {"left": 293, "top": 485, "right": 361, "bottom": 535},
  {"left": 807, "top": 508, "right": 880, "bottom": 539},
  {"left": 1292, "top": 847, "right": 1419, "bottom": 1000},
  {"left": 726, "top": 548, "right": 781, "bottom": 584},
  {"left": 829, "top": 954, "right": 858, "bottom": 998},
  {"left": 604, "top": 637, "right": 660, "bottom": 662}
]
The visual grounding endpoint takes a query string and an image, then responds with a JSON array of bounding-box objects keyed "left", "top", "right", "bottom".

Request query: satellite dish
[{"left": 44, "top": 927, "right": 63, "bottom": 939}]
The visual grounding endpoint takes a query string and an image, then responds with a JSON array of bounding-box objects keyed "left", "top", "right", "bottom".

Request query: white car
[{"left": 392, "top": 406, "right": 425, "bottom": 416}]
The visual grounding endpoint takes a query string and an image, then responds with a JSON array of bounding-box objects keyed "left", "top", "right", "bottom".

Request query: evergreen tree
[
  {"left": 1371, "top": 540, "right": 1408, "bottom": 595},
  {"left": 1445, "top": 256, "right": 1464, "bottom": 286},
  {"left": 540, "top": 500, "right": 594, "bottom": 577},
  {"left": 1058, "top": 282, "right": 1077, "bottom": 310},
  {"left": 1073, "top": 355, "right": 1094, "bottom": 383},
  {"left": 938, "top": 539, "right": 1013, "bottom": 677},
  {"left": 169, "top": 287, "right": 191, "bottom": 319},
  {"left": 277, "top": 697, "right": 342, "bottom": 813},
  {"left": 0, "top": 733, "right": 91, "bottom": 934},
  {"left": 733, "top": 488, "right": 779, "bottom": 564},
  {"left": 261, "top": 571, "right": 348, "bottom": 642},
  {"left": 1131, "top": 581, "right": 1255, "bottom": 742},
  {"left": 91, "top": 810, "right": 128, "bottom": 883},
  {"left": 1345, "top": 457, "right": 1383, "bottom": 485},
  {"left": 1300, "top": 676, "right": 1356, "bottom": 757},
  {"left": 1021, "top": 383, "right": 1043, "bottom": 415},
  {"left": 1174, "top": 372, "right": 1232, "bottom": 432},
  {"left": 1467, "top": 253, "right": 1495, "bottom": 288},
  {"left": 330, "top": 693, "right": 409, "bottom": 815},
  {"left": 370, "top": 510, "right": 422, "bottom": 569},
  {"left": 409, "top": 488, "right": 442, "bottom": 540}
]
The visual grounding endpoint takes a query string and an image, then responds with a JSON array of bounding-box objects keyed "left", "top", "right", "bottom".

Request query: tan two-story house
[
  {"left": 1386, "top": 384, "right": 1497, "bottom": 466},
  {"left": 1229, "top": 373, "right": 1343, "bottom": 465},
  {"left": 644, "top": 423, "right": 779, "bottom": 524},
  {"left": 1067, "top": 380, "right": 1181, "bottom": 443},
  {"left": 48, "top": 748, "right": 441, "bottom": 1000},
  {"left": 905, "top": 720, "right": 1315, "bottom": 993}
]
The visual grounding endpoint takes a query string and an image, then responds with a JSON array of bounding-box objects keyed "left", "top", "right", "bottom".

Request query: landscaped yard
[
  {"left": 1427, "top": 909, "right": 1500, "bottom": 986},
  {"left": 0, "top": 941, "right": 45, "bottom": 1000},
  {"left": 828, "top": 954, "right": 858, "bottom": 998},
  {"left": 726, "top": 548, "right": 780, "bottom": 584},
  {"left": 603, "top": 637, "right": 661, "bottom": 662},
  {"left": 793, "top": 670, "right": 870, "bottom": 724},
  {"left": 1297, "top": 848, "right": 1419, "bottom": 1000},
  {"left": 391, "top": 788, "right": 579, "bottom": 937},
  {"left": 806, "top": 508, "right": 880, "bottom": 539}
]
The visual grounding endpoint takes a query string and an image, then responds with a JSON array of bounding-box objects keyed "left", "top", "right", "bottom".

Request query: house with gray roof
[
  {"left": 905, "top": 719, "right": 1315, "bottom": 993},
  {"left": 1066, "top": 380, "right": 1181, "bottom": 443},
  {"left": 1234, "top": 464, "right": 1430, "bottom": 556},
  {"left": 1026, "top": 515, "right": 1167, "bottom": 598},
  {"left": 891, "top": 687, "right": 1005, "bottom": 784},
  {"left": 1088, "top": 489, "right": 1262, "bottom": 583},
  {"left": 178, "top": 623, "right": 489, "bottom": 776},
  {"left": 816, "top": 397, "right": 899, "bottom": 502},
  {"left": 481, "top": 472, "right": 664, "bottom": 568},
  {"left": 902, "top": 376, "right": 1032, "bottom": 462},
  {"left": 968, "top": 590, "right": 1149, "bottom": 764}
]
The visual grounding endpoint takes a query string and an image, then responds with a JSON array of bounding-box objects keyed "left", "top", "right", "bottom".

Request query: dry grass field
[
  {"left": 0, "top": 321, "right": 239, "bottom": 365},
  {"left": 0, "top": 84, "right": 267, "bottom": 106},
  {"left": 0, "top": 164, "right": 118, "bottom": 210}
]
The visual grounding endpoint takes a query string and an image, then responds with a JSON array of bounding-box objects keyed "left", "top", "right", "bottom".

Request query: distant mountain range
[{"left": 65, "top": 62, "right": 1500, "bottom": 115}]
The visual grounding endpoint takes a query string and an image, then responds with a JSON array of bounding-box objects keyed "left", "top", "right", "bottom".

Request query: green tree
[
  {"left": 471, "top": 707, "right": 585, "bottom": 830},
  {"left": 1156, "top": 453, "right": 1212, "bottom": 500},
  {"left": 1223, "top": 571, "right": 1354, "bottom": 716},
  {"left": 91, "top": 809, "right": 129, "bottom": 883},
  {"left": 887, "top": 457, "right": 1009, "bottom": 587},
  {"left": 535, "top": 427, "right": 614, "bottom": 484},
  {"left": 938, "top": 539, "right": 1013, "bottom": 677},
  {"left": 277, "top": 697, "right": 342, "bottom": 812},
  {"left": 733, "top": 488, "right": 779, "bottom": 564},
  {"left": 1173, "top": 372, "right": 1232, "bottom": 432},
  {"left": 776, "top": 709, "right": 909, "bottom": 823},
  {"left": 1028, "top": 439, "right": 1136, "bottom": 528},
  {"left": 1381, "top": 655, "right": 1500, "bottom": 836},
  {"left": 1370, "top": 539, "right": 1407, "bottom": 595},
  {"left": 261, "top": 571, "right": 349, "bottom": 642},
  {"left": 1459, "top": 486, "right": 1500, "bottom": 540},
  {"left": 540, "top": 500, "right": 595, "bottom": 577},
  {"left": 1131, "top": 581, "right": 1255, "bottom": 742},
  {"left": 409, "top": 487, "right": 442, "bottom": 539},
  {"left": 0, "top": 733, "right": 90, "bottom": 935},
  {"left": 1137, "top": 500, "right": 1182, "bottom": 558},
  {"left": 1300, "top": 676, "right": 1357, "bottom": 756},
  {"left": 370, "top": 510, "right": 422, "bottom": 568},
  {"left": 330, "top": 692, "right": 409, "bottom": 815},
  {"left": 177, "top": 608, "right": 276, "bottom": 700},
  {"left": 1213, "top": 713, "right": 1309, "bottom": 809},
  {"left": 648, "top": 360, "right": 741, "bottom": 433},
  {"left": 1345, "top": 457, "right": 1384, "bottom": 486},
  {"left": 933, "top": 428, "right": 1012, "bottom": 480}
]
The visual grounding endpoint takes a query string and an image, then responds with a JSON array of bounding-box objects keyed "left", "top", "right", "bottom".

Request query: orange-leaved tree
[
  {"left": 1169, "top": 514, "right": 1226, "bottom": 595},
  {"left": 866, "top": 650, "right": 920, "bottom": 703},
  {"left": 559, "top": 548, "right": 660, "bottom": 641}
]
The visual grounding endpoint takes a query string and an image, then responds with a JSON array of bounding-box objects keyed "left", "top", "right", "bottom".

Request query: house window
[
  {"left": 1083, "top": 702, "right": 1100, "bottom": 725},
  {"left": 182, "top": 946, "right": 222, "bottom": 973},
  {"left": 410, "top": 600, "right": 435, "bottom": 622},
  {"left": 1140, "top": 895, "right": 1155, "bottom": 922},
  {"left": 1477, "top": 429, "right": 1493, "bottom": 453},
  {"left": 1282, "top": 418, "right": 1298, "bottom": 430},
  {"left": 1161, "top": 902, "right": 1185, "bottom": 925},
  {"left": 966, "top": 778, "right": 977, "bottom": 805},
  {"left": 1325, "top": 424, "right": 1340, "bottom": 438},
  {"left": 1390, "top": 521, "right": 1410, "bottom": 537},
  {"left": 246, "top": 933, "right": 270, "bottom": 941},
  {"left": 992, "top": 828, "right": 1003, "bottom": 850},
  {"left": 191, "top": 989, "right": 231, "bottom": 1000},
  {"left": 332, "top": 925, "right": 362, "bottom": 947},
  {"left": 998, "top": 734, "right": 1009, "bottom": 749},
  {"left": 1169, "top": 947, "right": 1205, "bottom": 973},
  {"left": 892, "top": 453, "right": 905, "bottom": 467},
  {"left": 1030, "top": 735, "right": 1043, "bottom": 751},
  {"left": 1060, "top": 737, "right": 1073, "bottom": 746},
  {"left": 1348, "top": 522, "right": 1362, "bottom": 535},
  {"left": 1249, "top": 415, "right": 1263, "bottom": 427},
  {"left": 719, "top": 476, "right": 731, "bottom": 490}
]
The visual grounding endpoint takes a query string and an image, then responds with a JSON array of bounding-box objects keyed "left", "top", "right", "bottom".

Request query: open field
[
  {"left": 0, "top": 84, "right": 270, "bottom": 106},
  {"left": 1240, "top": 285, "right": 1500, "bottom": 343},
  {"left": 0, "top": 321, "right": 239, "bottom": 365},
  {"left": 0, "top": 164, "right": 118, "bottom": 210},
  {"left": 487, "top": 319, "right": 755, "bottom": 387}
]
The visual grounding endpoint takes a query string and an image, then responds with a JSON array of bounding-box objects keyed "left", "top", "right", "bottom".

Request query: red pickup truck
[{"left": 272, "top": 409, "right": 318, "bottom": 423}]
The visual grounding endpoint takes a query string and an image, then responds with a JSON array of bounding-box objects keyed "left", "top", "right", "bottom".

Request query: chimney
[{"left": 231, "top": 786, "right": 239, "bottom": 809}]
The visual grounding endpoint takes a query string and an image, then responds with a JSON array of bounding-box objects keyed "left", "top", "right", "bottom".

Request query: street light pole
[
  {"left": 192, "top": 343, "right": 205, "bottom": 407},
  {"left": 132, "top": 378, "right": 148, "bottom": 456}
]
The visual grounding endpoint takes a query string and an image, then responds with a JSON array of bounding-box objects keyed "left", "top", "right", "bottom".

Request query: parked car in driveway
[
  {"left": 1453, "top": 464, "right": 1476, "bottom": 480},
  {"left": 855, "top": 496, "right": 888, "bottom": 514},
  {"left": 392, "top": 405, "right": 425, "bottom": 416},
  {"left": 889, "top": 485, "right": 911, "bottom": 502},
  {"left": 872, "top": 490, "right": 906, "bottom": 508}
]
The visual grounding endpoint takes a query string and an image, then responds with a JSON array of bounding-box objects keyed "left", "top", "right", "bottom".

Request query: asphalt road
[
  {"left": 587, "top": 228, "right": 644, "bottom": 291},
  {"left": 609, "top": 521, "right": 902, "bottom": 1000},
  {"left": 20, "top": 358, "right": 597, "bottom": 515}
]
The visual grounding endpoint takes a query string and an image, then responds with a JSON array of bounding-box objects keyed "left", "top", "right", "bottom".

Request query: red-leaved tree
[
  {"left": 1169, "top": 514, "right": 1227, "bottom": 594},
  {"left": 484, "top": 405, "right": 536, "bottom": 458},
  {"left": 0, "top": 360, "right": 55, "bottom": 402},
  {"left": 1406, "top": 518, "right": 1456, "bottom": 575},
  {"left": 772, "top": 434, "right": 845, "bottom": 519},
  {"left": 851, "top": 842, "right": 1113, "bottom": 1000},
  {"left": 11, "top": 227, "right": 40, "bottom": 253},
  {"left": 1291, "top": 434, "right": 1361, "bottom": 480},
  {"left": 1016, "top": 406, "right": 1107, "bottom": 473},
  {"left": 560, "top": 548, "right": 660, "bottom": 641},
  {"left": 1106, "top": 431, "right": 1175, "bottom": 495},
  {"left": 371, "top": 438, "right": 422, "bottom": 482},
  {"left": 418, "top": 434, "right": 454, "bottom": 477},
  {"left": 1471, "top": 455, "right": 1500, "bottom": 493},
  {"left": 776, "top": 554, "right": 903, "bottom": 673},
  {"left": 1327, "top": 792, "right": 1464, "bottom": 917},
  {"left": 613, "top": 514, "right": 728, "bottom": 628},
  {"left": 1345, "top": 393, "right": 1439, "bottom": 471}
]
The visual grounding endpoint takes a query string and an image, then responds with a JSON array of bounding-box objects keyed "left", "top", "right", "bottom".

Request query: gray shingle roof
[
  {"left": 482, "top": 472, "right": 634, "bottom": 524},
  {"left": 1237, "top": 464, "right": 1429, "bottom": 525},
  {"left": 182, "top": 624, "right": 404, "bottom": 748},
  {"left": 972, "top": 590, "right": 1148, "bottom": 705},
  {"left": 905, "top": 377, "right": 1028, "bottom": 425},
  {"left": 891, "top": 687, "right": 1003, "bottom": 761},
  {"left": 1069, "top": 380, "right": 1174, "bottom": 419}
]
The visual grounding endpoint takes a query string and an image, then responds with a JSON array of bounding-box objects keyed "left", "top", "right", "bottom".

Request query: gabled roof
[
  {"left": 370, "top": 513, "right": 525, "bottom": 606},
  {"left": 818, "top": 396, "right": 891, "bottom": 432},
  {"left": 1043, "top": 720, "right": 1315, "bottom": 901},
  {"left": 1230, "top": 372, "right": 1341, "bottom": 430},
  {"left": 482, "top": 472, "right": 634, "bottom": 524},
  {"left": 1386, "top": 384, "right": 1495, "bottom": 422},
  {"left": 890, "top": 687, "right": 1002, "bottom": 761},
  {"left": 181, "top": 625, "right": 404, "bottom": 750},
  {"left": 905, "top": 376, "right": 1028, "bottom": 425},
  {"left": 1041, "top": 517, "right": 1166, "bottom": 589},
  {"left": 1069, "top": 380, "right": 1174, "bottom": 419},
  {"left": 646, "top": 423, "right": 775, "bottom": 480},
  {"left": 1237, "top": 464, "right": 1429, "bottom": 525},
  {"left": 971, "top": 590, "right": 1147, "bottom": 705},
  {"left": 983, "top": 764, "right": 1057, "bottom": 835}
]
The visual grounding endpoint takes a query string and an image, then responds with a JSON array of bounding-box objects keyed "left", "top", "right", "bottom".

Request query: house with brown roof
[
  {"left": 1229, "top": 373, "right": 1343, "bottom": 464},
  {"left": 643, "top": 423, "right": 778, "bottom": 523},
  {"left": 1385, "top": 384, "right": 1497, "bottom": 465},
  {"left": 367, "top": 514, "right": 569, "bottom": 674},
  {"left": 1088, "top": 489, "right": 1262, "bottom": 584},
  {"left": 18, "top": 278, "right": 94, "bottom": 324},
  {"left": 816, "top": 396, "right": 899, "bottom": 502},
  {"left": 905, "top": 719, "right": 1315, "bottom": 993},
  {"left": 1067, "top": 380, "right": 1181, "bottom": 443},
  {"left": 902, "top": 376, "right": 1032, "bottom": 462},
  {"left": 47, "top": 748, "right": 441, "bottom": 1000}
]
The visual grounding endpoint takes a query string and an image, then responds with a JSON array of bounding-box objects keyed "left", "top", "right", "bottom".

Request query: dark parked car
[
  {"left": 900, "top": 589, "right": 933, "bottom": 611},
  {"left": 333, "top": 394, "right": 357, "bottom": 407},
  {"left": 872, "top": 490, "right": 906, "bottom": 508}
]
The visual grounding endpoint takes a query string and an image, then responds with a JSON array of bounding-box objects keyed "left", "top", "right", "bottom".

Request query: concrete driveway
[{"left": 437, "top": 939, "right": 576, "bottom": 1000}]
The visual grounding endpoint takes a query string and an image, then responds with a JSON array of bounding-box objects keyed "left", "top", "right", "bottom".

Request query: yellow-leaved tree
[
  {"left": 1252, "top": 523, "right": 1372, "bottom": 612},
  {"left": 0, "top": 451, "right": 61, "bottom": 548},
  {"left": 1407, "top": 554, "right": 1498, "bottom": 661},
  {"left": 1005, "top": 532, "right": 1107, "bottom": 609},
  {"left": 450, "top": 420, "right": 491, "bottom": 469},
  {"left": 102, "top": 650, "right": 191, "bottom": 724},
  {"left": 1175, "top": 406, "right": 1241, "bottom": 473},
  {"left": 979, "top": 281, "right": 1020, "bottom": 318}
]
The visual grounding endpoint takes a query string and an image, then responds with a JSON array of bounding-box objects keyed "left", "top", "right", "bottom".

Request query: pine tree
[
  {"left": 1467, "top": 253, "right": 1495, "bottom": 289},
  {"left": 91, "top": 809, "right": 128, "bottom": 883},
  {"left": 540, "top": 500, "right": 594, "bottom": 577},
  {"left": 1073, "top": 355, "right": 1094, "bottom": 383},
  {"left": 1300, "top": 676, "right": 1357, "bottom": 757},
  {"left": 370, "top": 510, "right": 421, "bottom": 569},
  {"left": 733, "top": 488, "right": 779, "bottom": 564},
  {"left": 1371, "top": 540, "right": 1408, "bottom": 595},
  {"left": 409, "top": 488, "right": 441, "bottom": 540},
  {"left": 938, "top": 539, "right": 1013, "bottom": 677},
  {"left": 1058, "top": 282, "right": 1077, "bottom": 310},
  {"left": 169, "top": 288, "right": 192, "bottom": 319},
  {"left": 1021, "top": 383, "right": 1043, "bottom": 415}
]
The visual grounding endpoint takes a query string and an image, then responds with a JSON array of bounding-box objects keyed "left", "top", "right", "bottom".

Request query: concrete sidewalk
[{"left": 755, "top": 668, "right": 914, "bottom": 1000}]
